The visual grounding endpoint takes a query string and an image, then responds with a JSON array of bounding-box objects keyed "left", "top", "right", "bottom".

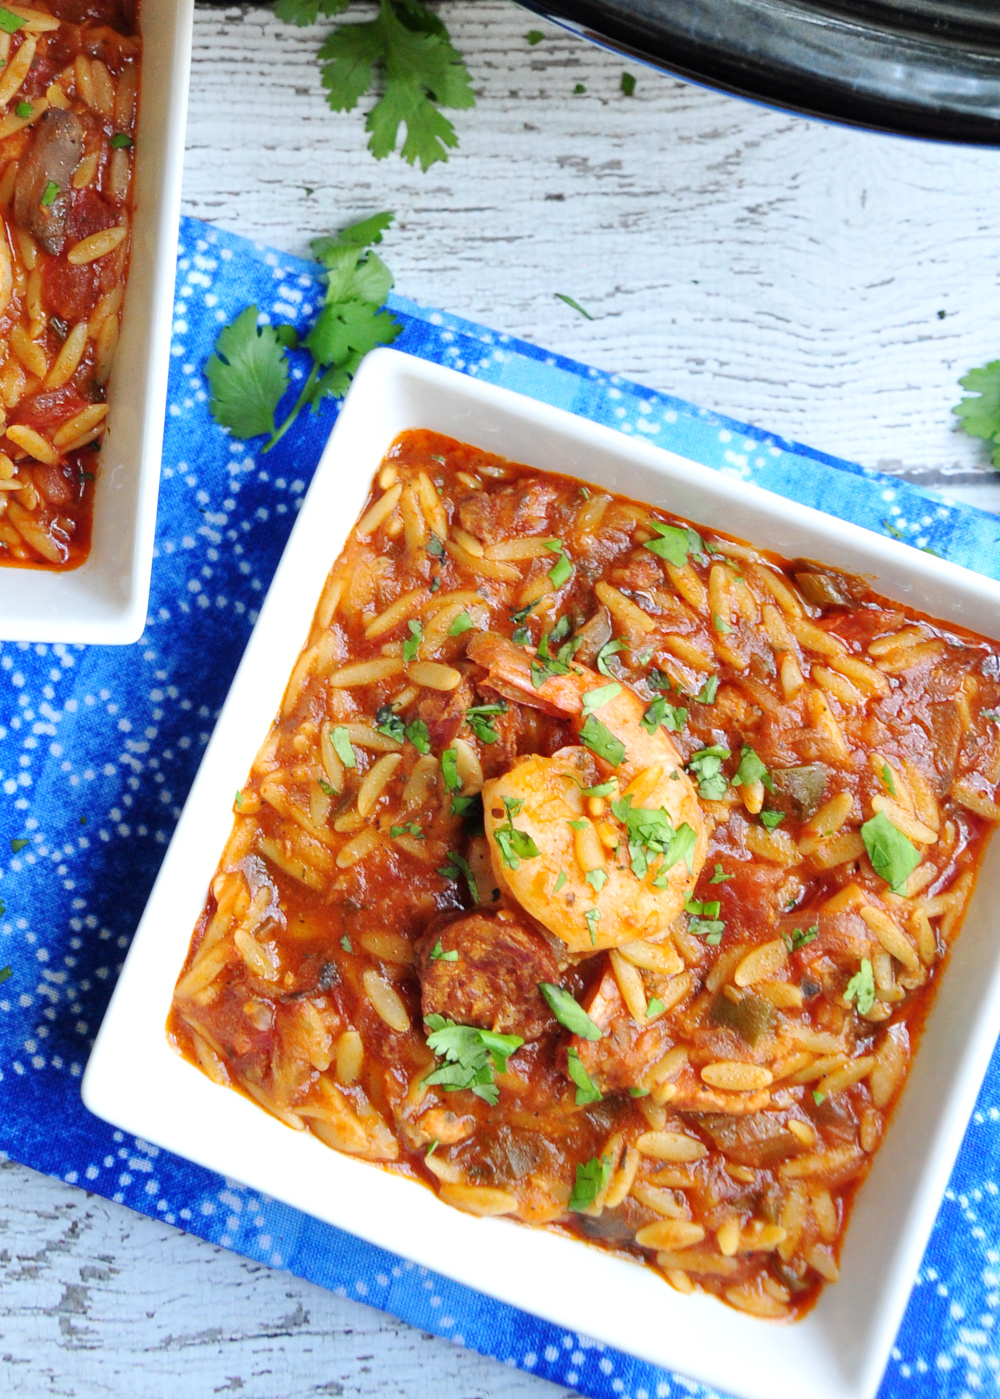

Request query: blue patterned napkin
[{"left": 0, "top": 215, "right": 997, "bottom": 1399}]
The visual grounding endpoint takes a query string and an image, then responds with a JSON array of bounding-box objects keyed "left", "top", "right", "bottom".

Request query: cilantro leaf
[
  {"left": 641, "top": 694, "right": 687, "bottom": 734},
  {"left": 437, "top": 851, "right": 480, "bottom": 905},
  {"left": 429, "top": 938, "right": 458, "bottom": 961},
  {"left": 10, "top": 838, "right": 27, "bottom": 853},
  {"left": 553, "top": 870, "right": 567, "bottom": 894},
  {"left": 783, "top": 924, "right": 819, "bottom": 953},
  {"left": 621, "top": 71, "right": 636, "bottom": 96},
  {"left": 955, "top": 361, "right": 1000, "bottom": 465},
  {"left": 317, "top": 0, "right": 475, "bottom": 171},
  {"left": 424, "top": 1014, "right": 523, "bottom": 1104},
  {"left": 580, "top": 714, "right": 626, "bottom": 767},
  {"left": 709, "top": 863, "right": 732, "bottom": 883},
  {"left": 566, "top": 1047, "right": 603, "bottom": 1104},
  {"left": 390, "top": 821, "right": 424, "bottom": 839},
  {"left": 441, "top": 747, "right": 461, "bottom": 791},
  {"left": 531, "top": 628, "right": 581, "bottom": 688},
  {"left": 526, "top": 29, "right": 544, "bottom": 44},
  {"left": 861, "top": 810, "right": 921, "bottom": 893},
  {"left": 448, "top": 610, "right": 472, "bottom": 636},
  {"left": 405, "top": 718, "right": 431, "bottom": 754},
  {"left": 331, "top": 726, "right": 356, "bottom": 767},
  {"left": 644, "top": 521, "right": 707, "bottom": 566},
  {"left": 569, "top": 1155, "right": 612, "bottom": 1211},
  {"left": 844, "top": 957, "right": 876, "bottom": 1016},
  {"left": 205, "top": 306, "right": 290, "bottom": 440},
  {"left": 494, "top": 798, "right": 540, "bottom": 870},
  {"left": 760, "top": 809, "right": 785, "bottom": 830},
  {"left": 596, "top": 637, "right": 627, "bottom": 676},
  {"left": 685, "top": 897, "right": 725, "bottom": 944},
  {"left": 694, "top": 674, "right": 719, "bottom": 705},
  {"left": 547, "top": 543, "right": 573, "bottom": 588},
  {"left": 375, "top": 703, "right": 405, "bottom": 743},
  {"left": 687, "top": 744, "right": 731, "bottom": 800},
  {"left": 340, "top": 934, "right": 353, "bottom": 952},
  {"left": 539, "top": 982, "right": 603, "bottom": 1040},
  {"left": 646, "top": 667, "right": 673, "bottom": 691},
  {"left": 275, "top": 0, "right": 350, "bottom": 24},
  {"left": 582, "top": 682, "right": 621, "bottom": 716},
  {"left": 465, "top": 700, "right": 506, "bottom": 744},
  {"left": 646, "top": 996, "right": 665, "bottom": 1017},
  {"left": 880, "top": 763, "right": 897, "bottom": 797},
  {"left": 0, "top": 7, "right": 23, "bottom": 33},
  {"left": 732, "top": 744, "right": 773, "bottom": 792},
  {"left": 402, "top": 618, "right": 423, "bottom": 662},
  {"left": 554, "top": 293, "right": 594, "bottom": 321}
]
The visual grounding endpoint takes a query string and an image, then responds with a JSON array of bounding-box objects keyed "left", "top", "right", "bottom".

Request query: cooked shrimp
[{"left": 468, "top": 633, "right": 707, "bottom": 952}]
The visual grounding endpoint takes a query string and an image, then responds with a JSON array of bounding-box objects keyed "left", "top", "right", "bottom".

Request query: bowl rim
[{"left": 83, "top": 346, "right": 1000, "bottom": 1399}]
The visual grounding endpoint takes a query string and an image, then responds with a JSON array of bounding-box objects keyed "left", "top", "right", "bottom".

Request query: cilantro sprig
[
  {"left": 493, "top": 796, "right": 540, "bottom": 869},
  {"left": 206, "top": 213, "right": 401, "bottom": 450},
  {"left": 954, "top": 360, "right": 1000, "bottom": 467},
  {"left": 423, "top": 1015, "right": 523, "bottom": 1105},
  {"left": 569, "top": 1155, "right": 612, "bottom": 1211},
  {"left": 611, "top": 794, "right": 697, "bottom": 882},
  {"left": 861, "top": 811, "right": 920, "bottom": 893},
  {"left": 844, "top": 958, "right": 876, "bottom": 1016},
  {"left": 539, "top": 982, "right": 603, "bottom": 1040},
  {"left": 276, "top": 0, "right": 475, "bottom": 170},
  {"left": 566, "top": 1047, "right": 603, "bottom": 1105},
  {"left": 687, "top": 745, "right": 731, "bottom": 801}
]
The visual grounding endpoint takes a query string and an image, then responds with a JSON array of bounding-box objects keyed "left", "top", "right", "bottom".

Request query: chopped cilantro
[
  {"left": 685, "top": 896, "right": 725, "bottom": 943},
  {"left": 732, "top": 745, "right": 774, "bottom": 792},
  {"left": 694, "top": 674, "right": 719, "bottom": 705},
  {"left": 437, "top": 851, "right": 480, "bottom": 905},
  {"left": 629, "top": 1085, "right": 650, "bottom": 1097},
  {"left": 0, "top": 7, "right": 23, "bottom": 33},
  {"left": 426, "top": 1138, "right": 439, "bottom": 1158},
  {"left": 546, "top": 541, "right": 574, "bottom": 588},
  {"left": 813, "top": 1089, "right": 826, "bottom": 1106},
  {"left": 954, "top": 360, "right": 1000, "bottom": 467},
  {"left": 687, "top": 745, "right": 731, "bottom": 801},
  {"left": 531, "top": 626, "right": 581, "bottom": 688},
  {"left": 425, "top": 532, "right": 445, "bottom": 557},
  {"left": 713, "top": 612, "right": 733, "bottom": 635},
  {"left": 509, "top": 602, "right": 533, "bottom": 644},
  {"left": 646, "top": 996, "right": 665, "bottom": 1018},
  {"left": 331, "top": 726, "right": 356, "bottom": 767},
  {"left": 984, "top": 708, "right": 1000, "bottom": 724},
  {"left": 621, "top": 71, "right": 636, "bottom": 96},
  {"left": 450, "top": 793, "right": 480, "bottom": 818},
  {"left": 340, "top": 934, "right": 352, "bottom": 953},
  {"left": 553, "top": 870, "right": 567, "bottom": 894},
  {"left": 572, "top": 82, "right": 586, "bottom": 94},
  {"left": 405, "top": 718, "right": 431, "bottom": 754},
  {"left": 402, "top": 618, "right": 423, "bottom": 662},
  {"left": 646, "top": 667, "right": 673, "bottom": 691},
  {"left": 861, "top": 811, "right": 921, "bottom": 893},
  {"left": 569, "top": 1155, "right": 612, "bottom": 1211},
  {"left": 709, "top": 863, "right": 732, "bottom": 883},
  {"left": 465, "top": 700, "right": 506, "bottom": 744},
  {"left": 318, "top": 777, "right": 336, "bottom": 798},
  {"left": 844, "top": 957, "right": 876, "bottom": 1015},
  {"left": 429, "top": 939, "right": 458, "bottom": 962},
  {"left": 580, "top": 779, "right": 616, "bottom": 798},
  {"left": 15, "top": 101, "right": 32, "bottom": 120},
  {"left": 585, "top": 868, "right": 608, "bottom": 893},
  {"left": 641, "top": 694, "right": 687, "bottom": 734},
  {"left": 880, "top": 763, "right": 897, "bottom": 796},
  {"left": 760, "top": 809, "right": 785, "bottom": 831},
  {"left": 612, "top": 794, "right": 691, "bottom": 881},
  {"left": 566, "top": 1047, "right": 603, "bottom": 1105},
  {"left": 235, "top": 790, "right": 243, "bottom": 809},
  {"left": 596, "top": 637, "right": 627, "bottom": 676},
  {"left": 423, "top": 1015, "right": 523, "bottom": 1105},
  {"left": 580, "top": 714, "right": 626, "bottom": 767},
  {"left": 375, "top": 704, "right": 405, "bottom": 743},
  {"left": 441, "top": 747, "right": 461, "bottom": 791},
  {"left": 10, "top": 838, "right": 28, "bottom": 853},
  {"left": 110, "top": 131, "right": 134, "bottom": 149},
  {"left": 448, "top": 610, "right": 473, "bottom": 636},
  {"left": 40, "top": 180, "right": 60, "bottom": 208},
  {"left": 540, "top": 982, "right": 603, "bottom": 1040},
  {"left": 643, "top": 521, "right": 708, "bottom": 566},
  {"left": 0, "top": 964, "right": 9, "bottom": 984},
  {"left": 567, "top": 819, "right": 588, "bottom": 831},
  {"left": 782, "top": 924, "right": 819, "bottom": 953},
  {"left": 555, "top": 293, "right": 594, "bottom": 321},
  {"left": 390, "top": 821, "right": 424, "bottom": 839},
  {"left": 494, "top": 796, "right": 540, "bottom": 869},
  {"left": 581, "top": 681, "right": 621, "bottom": 716},
  {"left": 585, "top": 907, "right": 598, "bottom": 944},
  {"left": 526, "top": 28, "right": 544, "bottom": 44},
  {"left": 430, "top": 576, "right": 440, "bottom": 592}
]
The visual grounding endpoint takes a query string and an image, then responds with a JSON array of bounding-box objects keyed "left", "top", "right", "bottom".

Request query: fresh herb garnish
[
  {"left": 813, "top": 1089, "right": 826, "bottom": 1106},
  {"left": 405, "top": 718, "right": 431, "bottom": 754},
  {"left": 569, "top": 1155, "right": 612, "bottom": 1211},
  {"left": 643, "top": 521, "right": 708, "bottom": 566},
  {"left": 555, "top": 293, "right": 594, "bottom": 321},
  {"left": 509, "top": 602, "right": 533, "bottom": 645},
  {"left": 713, "top": 612, "right": 733, "bottom": 635},
  {"left": 687, "top": 745, "right": 731, "bottom": 801},
  {"left": 861, "top": 811, "right": 921, "bottom": 894},
  {"left": 641, "top": 694, "right": 687, "bottom": 734},
  {"left": 566, "top": 1047, "right": 603, "bottom": 1105},
  {"left": 580, "top": 714, "right": 626, "bottom": 767},
  {"left": 110, "top": 131, "right": 134, "bottom": 149},
  {"left": 553, "top": 870, "right": 567, "bottom": 894},
  {"left": 580, "top": 779, "right": 616, "bottom": 798},
  {"left": 402, "top": 618, "right": 423, "bottom": 662},
  {"left": 494, "top": 796, "right": 540, "bottom": 870},
  {"left": 685, "top": 896, "right": 725, "bottom": 944},
  {"left": 760, "top": 810, "right": 785, "bottom": 831},
  {"left": 318, "top": 778, "right": 336, "bottom": 798},
  {"left": 581, "top": 682, "right": 621, "bottom": 716},
  {"left": 276, "top": 0, "right": 475, "bottom": 170},
  {"left": 782, "top": 924, "right": 819, "bottom": 953},
  {"left": 646, "top": 667, "right": 673, "bottom": 691},
  {"left": 437, "top": 851, "right": 480, "bottom": 905},
  {"left": 629, "top": 1086, "right": 649, "bottom": 1097},
  {"left": 545, "top": 539, "right": 574, "bottom": 588},
  {"left": 539, "top": 982, "right": 603, "bottom": 1040},
  {"left": 441, "top": 747, "right": 461, "bottom": 791},
  {"left": 429, "top": 939, "right": 458, "bottom": 962},
  {"left": 709, "top": 863, "right": 732, "bottom": 883},
  {"left": 880, "top": 763, "right": 897, "bottom": 796},
  {"left": 646, "top": 996, "right": 665, "bottom": 1017},
  {"left": 375, "top": 703, "right": 405, "bottom": 743},
  {"left": 953, "top": 359, "right": 1000, "bottom": 467},
  {"left": 844, "top": 957, "right": 876, "bottom": 1015},
  {"left": 621, "top": 72, "right": 636, "bottom": 96},
  {"left": 694, "top": 674, "right": 719, "bottom": 705},
  {"left": 610, "top": 795, "right": 696, "bottom": 881},
  {"left": 340, "top": 934, "right": 353, "bottom": 952},
  {"left": 390, "top": 821, "right": 424, "bottom": 839},
  {"left": 732, "top": 745, "right": 773, "bottom": 792},
  {"left": 10, "top": 838, "right": 28, "bottom": 854},
  {"left": 448, "top": 610, "right": 472, "bottom": 636},
  {"left": 0, "top": 7, "right": 23, "bottom": 33},
  {"left": 331, "top": 726, "right": 356, "bottom": 767},
  {"left": 585, "top": 868, "right": 608, "bottom": 893},
  {"left": 426, "top": 1138, "right": 439, "bottom": 1158},
  {"left": 206, "top": 214, "right": 401, "bottom": 450},
  {"left": 15, "top": 101, "right": 32, "bottom": 120},
  {"left": 40, "top": 180, "right": 60, "bottom": 208},
  {"left": 450, "top": 793, "right": 480, "bottom": 818},
  {"left": 430, "top": 576, "right": 440, "bottom": 592},
  {"left": 465, "top": 699, "right": 506, "bottom": 744},
  {"left": 425, "top": 532, "right": 445, "bottom": 557},
  {"left": 423, "top": 1015, "right": 523, "bottom": 1105},
  {"left": 526, "top": 28, "right": 544, "bottom": 44},
  {"left": 531, "top": 626, "right": 581, "bottom": 688},
  {"left": 596, "top": 637, "right": 627, "bottom": 676}
]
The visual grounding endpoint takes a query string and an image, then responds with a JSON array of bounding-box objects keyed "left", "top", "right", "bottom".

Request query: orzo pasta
[
  {"left": 0, "top": 0, "right": 139, "bottom": 568},
  {"left": 168, "top": 430, "right": 1000, "bottom": 1320}
]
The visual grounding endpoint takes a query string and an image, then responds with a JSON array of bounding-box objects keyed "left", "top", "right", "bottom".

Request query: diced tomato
[
  {"left": 11, "top": 386, "right": 89, "bottom": 433},
  {"left": 66, "top": 188, "right": 117, "bottom": 243}
]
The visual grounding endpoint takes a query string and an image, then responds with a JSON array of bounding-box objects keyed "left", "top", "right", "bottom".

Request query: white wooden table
[{"left": 4, "top": 3, "right": 1000, "bottom": 1394}]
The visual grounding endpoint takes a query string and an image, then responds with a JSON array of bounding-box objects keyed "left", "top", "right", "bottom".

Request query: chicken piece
[
  {"left": 14, "top": 109, "right": 85, "bottom": 255},
  {"left": 457, "top": 477, "right": 559, "bottom": 546},
  {"left": 415, "top": 910, "right": 559, "bottom": 1041}
]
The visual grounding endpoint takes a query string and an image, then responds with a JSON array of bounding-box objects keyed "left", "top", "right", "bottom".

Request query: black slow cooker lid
[{"left": 518, "top": 0, "right": 1000, "bottom": 144}]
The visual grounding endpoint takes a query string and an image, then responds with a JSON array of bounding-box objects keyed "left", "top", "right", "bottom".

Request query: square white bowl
[
  {"left": 0, "top": 0, "right": 193, "bottom": 645},
  {"left": 84, "top": 348, "right": 1000, "bottom": 1399}
]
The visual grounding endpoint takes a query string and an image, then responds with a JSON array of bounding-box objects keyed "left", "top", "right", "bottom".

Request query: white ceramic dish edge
[
  {"left": 83, "top": 348, "right": 1000, "bottom": 1399},
  {"left": 0, "top": 0, "right": 194, "bottom": 644}
]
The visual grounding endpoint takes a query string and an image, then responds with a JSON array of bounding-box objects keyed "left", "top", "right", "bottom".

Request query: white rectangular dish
[
  {"left": 83, "top": 347, "right": 1000, "bottom": 1399},
  {"left": 0, "top": 0, "right": 193, "bottom": 645}
]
